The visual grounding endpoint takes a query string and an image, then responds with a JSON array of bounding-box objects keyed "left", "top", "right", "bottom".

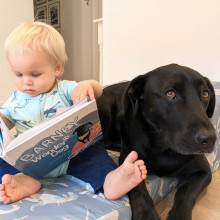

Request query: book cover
[{"left": 0, "top": 98, "right": 103, "bottom": 179}]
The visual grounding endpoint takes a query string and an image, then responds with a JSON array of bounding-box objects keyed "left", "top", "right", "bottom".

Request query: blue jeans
[
  {"left": 67, "top": 142, "right": 118, "bottom": 191},
  {"left": 0, "top": 142, "right": 117, "bottom": 192},
  {"left": 0, "top": 158, "right": 19, "bottom": 179}
]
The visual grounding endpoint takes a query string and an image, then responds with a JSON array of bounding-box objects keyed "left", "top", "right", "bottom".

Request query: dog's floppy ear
[
  {"left": 123, "top": 75, "right": 146, "bottom": 114},
  {"left": 204, "top": 77, "right": 215, "bottom": 118}
]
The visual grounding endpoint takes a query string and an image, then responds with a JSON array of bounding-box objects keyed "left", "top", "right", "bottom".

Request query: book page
[{"left": 0, "top": 118, "right": 14, "bottom": 154}]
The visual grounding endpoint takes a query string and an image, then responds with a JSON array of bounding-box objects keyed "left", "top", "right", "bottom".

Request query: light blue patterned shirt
[{"left": 0, "top": 80, "right": 78, "bottom": 178}]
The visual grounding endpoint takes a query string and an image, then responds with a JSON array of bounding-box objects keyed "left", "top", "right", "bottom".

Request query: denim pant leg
[
  {"left": 0, "top": 158, "right": 19, "bottom": 182},
  {"left": 67, "top": 142, "right": 118, "bottom": 192}
]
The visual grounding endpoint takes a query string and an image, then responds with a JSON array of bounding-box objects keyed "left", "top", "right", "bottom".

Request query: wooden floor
[{"left": 155, "top": 167, "right": 220, "bottom": 220}]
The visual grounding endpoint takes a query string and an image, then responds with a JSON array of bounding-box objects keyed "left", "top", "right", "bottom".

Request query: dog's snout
[{"left": 195, "top": 130, "right": 216, "bottom": 147}]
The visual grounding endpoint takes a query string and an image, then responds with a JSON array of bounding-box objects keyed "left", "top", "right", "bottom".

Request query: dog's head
[
  {"left": 74, "top": 122, "right": 92, "bottom": 136},
  {"left": 123, "top": 64, "right": 216, "bottom": 155}
]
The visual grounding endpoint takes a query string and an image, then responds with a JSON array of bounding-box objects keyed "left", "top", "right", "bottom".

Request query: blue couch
[{"left": 0, "top": 83, "right": 220, "bottom": 220}]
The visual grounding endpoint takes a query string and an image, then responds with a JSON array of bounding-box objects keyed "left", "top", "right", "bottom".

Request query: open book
[{"left": 0, "top": 97, "right": 103, "bottom": 179}]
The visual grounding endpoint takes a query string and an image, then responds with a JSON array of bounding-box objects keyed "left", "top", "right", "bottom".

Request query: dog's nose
[{"left": 195, "top": 130, "right": 216, "bottom": 146}]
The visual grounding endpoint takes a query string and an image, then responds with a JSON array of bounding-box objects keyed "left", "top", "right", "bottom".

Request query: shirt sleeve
[
  {"left": 0, "top": 92, "right": 17, "bottom": 124},
  {"left": 57, "top": 80, "right": 78, "bottom": 104}
]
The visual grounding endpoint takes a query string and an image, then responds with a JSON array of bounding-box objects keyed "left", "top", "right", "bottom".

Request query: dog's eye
[
  {"left": 166, "top": 90, "right": 176, "bottom": 99},
  {"left": 202, "top": 90, "right": 209, "bottom": 99}
]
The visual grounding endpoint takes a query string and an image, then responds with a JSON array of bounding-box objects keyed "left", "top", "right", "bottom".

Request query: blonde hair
[{"left": 5, "top": 22, "right": 68, "bottom": 76}]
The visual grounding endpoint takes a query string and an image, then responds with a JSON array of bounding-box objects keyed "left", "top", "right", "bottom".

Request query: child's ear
[{"left": 54, "top": 62, "right": 62, "bottom": 77}]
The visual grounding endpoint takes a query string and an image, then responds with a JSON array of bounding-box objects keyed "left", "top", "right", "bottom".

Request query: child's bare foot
[
  {"left": 103, "top": 151, "right": 147, "bottom": 200},
  {"left": 0, "top": 173, "right": 41, "bottom": 204}
]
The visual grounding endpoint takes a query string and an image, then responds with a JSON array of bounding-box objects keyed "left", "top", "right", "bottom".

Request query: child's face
[{"left": 8, "top": 52, "right": 61, "bottom": 97}]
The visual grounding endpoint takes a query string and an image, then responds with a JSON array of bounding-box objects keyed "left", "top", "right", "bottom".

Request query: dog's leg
[
  {"left": 128, "top": 181, "right": 160, "bottom": 220},
  {"left": 167, "top": 155, "right": 212, "bottom": 220},
  {"left": 97, "top": 91, "right": 117, "bottom": 146},
  {"left": 119, "top": 147, "right": 160, "bottom": 220}
]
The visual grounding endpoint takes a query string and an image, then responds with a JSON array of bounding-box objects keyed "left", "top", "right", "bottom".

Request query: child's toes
[
  {"left": 134, "top": 160, "right": 144, "bottom": 167},
  {"left": 0, "top": 190, "right": 6, "bottom": 196},
  {"left": 0, "top": 184, "right": 4, "bottom": 190}
]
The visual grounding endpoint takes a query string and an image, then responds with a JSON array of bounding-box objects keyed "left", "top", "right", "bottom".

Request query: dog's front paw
[
  {"left": 132, "top": 209, "right": 160, "bottom": 220},
  {"left": 167, "top": 209, "right": 191, "bottom": 220},
  {"left": 129, "top": 182, "right": 161, "bottom": 220}
]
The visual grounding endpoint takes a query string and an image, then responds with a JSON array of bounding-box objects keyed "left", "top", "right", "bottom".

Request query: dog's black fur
[{"left": 97, "top": 64, "right": 217, "bottom": 220}]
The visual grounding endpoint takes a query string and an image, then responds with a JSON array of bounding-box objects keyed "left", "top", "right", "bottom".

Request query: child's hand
[{"left": 72, "top": 81, "right": 95, "bottom": 104}]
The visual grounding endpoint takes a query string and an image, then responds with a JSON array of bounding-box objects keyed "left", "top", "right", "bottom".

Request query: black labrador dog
[{"left": 96, "top": 64, "right": 216, "bottom": 220}]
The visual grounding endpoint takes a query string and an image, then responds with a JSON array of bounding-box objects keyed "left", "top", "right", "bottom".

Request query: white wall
[
  {"left": 102, "top": 0, "right": 220, "bottom": 85},
  {"left": 61, "top": 0, "right": 102, "bottom": 82},
  {"left": 0, "top": 0, "right": 34, "bottom": 105}
]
